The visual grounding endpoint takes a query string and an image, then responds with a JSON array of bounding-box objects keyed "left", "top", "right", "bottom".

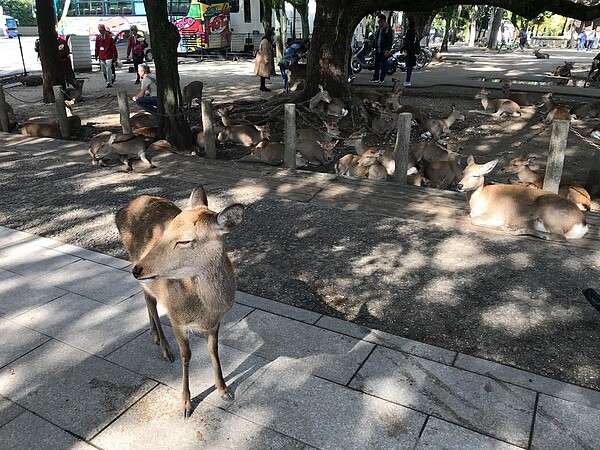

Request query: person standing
[
  {"left": 401, "top": 16, "right": 417, "bottom": 87},
  {"left": 132, "top": 64, "right": 157, "bottom": 114},
  {"left": 57, "top": 33, "right": 77, "bottom": 89},
  {"left": 95, "top": 24, "right": 118, "bottom": 88},
  {"left": 254, "top": 29, "right": 275, "bottom": 92},
  {"left": 518, "top": 28, "right": 528, "bottom": 52},
  {"left": 278, "top": 42, "right": 306, "bottom": 93},
  {"left": 370, "top": 14, "right": 394, "bottom": 83},
  {"left": 126, "top": 25, "right": 148, "bottom": 84}
]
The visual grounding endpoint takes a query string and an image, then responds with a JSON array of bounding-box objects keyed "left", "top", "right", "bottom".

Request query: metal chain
[
  {"left": 2, "top": 88, "right": 44, "bottom": 104},
  {"left": 570, "top": 125, "right": 600, "bottom": 151},
  {"left": 512, "top": 122, "right": 549, "bottom": 149}
]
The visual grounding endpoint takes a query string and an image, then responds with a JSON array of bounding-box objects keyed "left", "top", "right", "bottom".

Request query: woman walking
[
  {"left": 402, "top": 16, "right": 417, "bottom": 87},
  {"left": 254, "top": 29, "right": 275, "bottom": 92}
]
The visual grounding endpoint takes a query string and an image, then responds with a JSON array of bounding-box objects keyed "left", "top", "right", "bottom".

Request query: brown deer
[
  {"left": 475, "top": 88, "right": 522, "bottom": 116},
  {"left": 552, "top": 61, "right": 574, "bottom": 77},
  {"left": 217, "top": 124, "right": 271, "bottom": 147},
  {"left": 309, "top": 85, "right": 348, "bottom": 118},
  {"left": 130, "top": 111, "right": 159, "bottom": 130},
  {"left": 534, "top": 49, "right": 550, "bottom": 59},
  {"left": 421, "top": 105, "right": 465, "bottom": 141},
  {"left": 182, "top": 80, "right": 204, "bottom": 110},
  {"left": 501, "top": 80, "right": 540, "bottom": 107},
  {"left": 335, "top": 150, "right": 387, "bottom": 180},
  {"left": 384, "top": 92, "right": 424, "bottom": 123},
  {"left": 569, "top": 102, "right": 600, "bottom": 120},
  {"left": 89, "top": 131, "right": 153, "bottom": 170},
  {"left": 115, "top": 185, "right": 244, "bottom": 418},
  {"left": 501, "top": 156, "right": 592, "bottom": 211},
  {"left": 540, "top": 93, "right": 572, "bottom": 123},
  {"left": 238, "top": 141, "right": 308, "bottom": 166},
  {"left": 458, "top": 156, "right": 588, "bottom": 240}
]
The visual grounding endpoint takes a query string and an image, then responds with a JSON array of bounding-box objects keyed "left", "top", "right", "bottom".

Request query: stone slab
[
  {"left": 350, "top": 346, "right": 536, "bottom": 447},
  {"left": 0, "top": 340, "right": 156, "bottom": 439},
  {"left": 106, "top": 323, "right": 271, "bottom": 406},
  {"left": 0, "top": 240, "right": 80, "bottom": 277},
  {"left": 0, "top": 227, "right": 32, "bottom": 248},
  {"left": 92, "top": 384, "right": 305, "bottom": 450},
  {"left": 531, "top": 394, "right": 600, "bottom": 450},
  {"left": 315, "top": 315, "right": 456, "bottom": 365},
  {"left": 236, "top": 291, "right": 322, "bottom": 324},
  {"left": 227, "top": 359, "right": 427, "bottom": 449},
  {"left": 0, "top": 411, "right": 94, "bottom": 450},
  {"left": 454, "top": 353, "right": 600, "bottom": 409},
  {"left": 221, "top": 309, "right": 375, "bottom": 385},
  {"left": 416, "top": 417, "right": 522, "bottom": 449},
  {"left": 0, "top": 317, "right": 50, "bottom": 368},
  {"left": 36, "top": 259, "right": 141, "bottom": 305},
  {"left": 0, "top": 395, "right": 25, "bottom": 428},
  {"left": 0, "top": 269, "right": 67, "bottom": 319},
  {"left": 13, "top": 292, "right": 148, "bottom": 356},
  {"left": 53, "top": 243, "right": 131, "bottom": 269}
]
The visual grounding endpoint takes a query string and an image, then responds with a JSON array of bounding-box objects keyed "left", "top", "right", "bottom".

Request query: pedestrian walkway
[{"left": 0, "top": 225, "right": 598, "bottom": 449}]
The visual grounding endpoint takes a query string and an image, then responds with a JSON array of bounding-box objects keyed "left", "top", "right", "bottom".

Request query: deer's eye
[{"left": 175, "top": 240, "right": 193, "bottom": 248}]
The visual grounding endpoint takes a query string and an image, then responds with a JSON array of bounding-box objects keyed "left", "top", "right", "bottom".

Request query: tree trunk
[
  {"left": 441, "top": 6, "right": 454, "bottom": 52},
  {"left": 261, "top": 0, "right": 273, "bottom": 33},
  {"left": 143, "top": 0, "right": 192, "bottom": 152},
  {"left": 35, "top": 0, "right": 61, "bottom": 103},
  {"left": 298, "top": 6, "right": 310, "bottom": 39},
  {"left": 468, "top": 5, "right": 479, "bottom": 47},
  {"left": 487, "top": 7, "right": 504, "bottom": 49}
]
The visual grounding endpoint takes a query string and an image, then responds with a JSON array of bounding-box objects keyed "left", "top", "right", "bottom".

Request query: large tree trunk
[
  {"left": 143, "top": 0, "right": 192, "bottom": 152},
  {"left": 35, "top": 0, "right": 61, "bottom": 103},
  {"left": 468, "top": 5, "right": 479, "bottom": 47},
  {"left": 261, "top": 0, "right": 273, "bottom": 32},
  {"left": 487, "top": 7, "right": 504, "bottom": 49},
  {"left": 441, "top": 6, "right": 455, "bottom": 51}
]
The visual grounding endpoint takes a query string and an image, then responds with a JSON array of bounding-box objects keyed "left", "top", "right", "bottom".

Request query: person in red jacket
[
  {"left": 57, "top": 33, "right": 77, "bottom": 89},
  {"left": 95, "top": 23, "right": 118, "bottom": 88},
  {"left": 126, "top": 25, "right": 148, "bottom": 84}
]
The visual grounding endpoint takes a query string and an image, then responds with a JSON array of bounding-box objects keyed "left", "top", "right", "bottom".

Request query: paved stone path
[{"left": 0, "top": 226, "right": 598, "bottom": 449}]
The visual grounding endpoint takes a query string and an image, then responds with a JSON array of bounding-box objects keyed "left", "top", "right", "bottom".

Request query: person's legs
[
  {"left": 279, "top": 63, "right": 288, "bottom": 91},
  {"left": 372, "top": 51, "right": 382, "bottom": 81},
  {"left": 136, "top": 96, "right": 158, "bottom": 114},
  {"left": 405, "top": 57, "right": 414, "bottom": 85},
  {"left": 101, "top": 58, "right": 113, "bottom": 86},
  {"left": 99, "top": 59, "right": 108, "bottom": 82},
  {"left": 133, "top": 59, "right": 141, "bottom": 83},
  {"left": 260, "top": 76, "right": 270, "bottom": 92},
  {"left": 65, "top": 68, "right": 77, "bottom": 89},
  {"left": 379, "top": 53, "right": 388, "bottom": 82}
]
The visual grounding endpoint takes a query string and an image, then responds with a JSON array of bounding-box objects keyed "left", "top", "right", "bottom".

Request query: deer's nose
[
  {"left": 132, "top": 265, "right": 143, "bottom": 279},
  {"left": 457, "top": 184, "right": 464, "bottom": 191}
]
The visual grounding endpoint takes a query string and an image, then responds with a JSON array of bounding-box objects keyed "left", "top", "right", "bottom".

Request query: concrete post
[
  {"left": 53, "top": 85, "right": 70, "bottom": 139},
  {"left": 117, "top": 91, "right": 132, "bottom": 134},
  {"left": 201, "top": 99, "right": 216, "bottom": 159},
  {"left": 543, "top": 119, "right": 569, "bottom": 194},
  {"left": 284, "top": 103, "right": 296, "bottom": 170},
  {"left": 393, "top": 112, "right": 412, "bottom": 183}
]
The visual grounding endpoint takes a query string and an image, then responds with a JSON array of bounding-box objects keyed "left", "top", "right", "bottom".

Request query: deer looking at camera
[
  {"left": 457, "top": 156, "right": 588, "bottom": 240},
  {"left": 115, "top": 185, "right": 244, "bottom": 418},
  {"left": 501, "top": 156, "right": 592, "bottom": 211}
]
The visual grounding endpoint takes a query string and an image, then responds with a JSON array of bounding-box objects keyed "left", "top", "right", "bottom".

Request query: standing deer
[
  {"left": 457, "top": 156, "right": 588, "bottom": 240},
  {"left": 182, "top": 81, "right": 204, "bottom": 111},
  {"left": 115, "top": 185, "right": 244, "bottom": 418}
]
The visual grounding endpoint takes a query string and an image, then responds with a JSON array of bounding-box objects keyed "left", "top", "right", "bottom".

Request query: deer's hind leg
[{"left": 144, "top": 291, "right": 174, "bottom": 362}]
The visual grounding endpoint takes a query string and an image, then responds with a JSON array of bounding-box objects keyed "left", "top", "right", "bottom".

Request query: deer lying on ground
[
  {"left": 20, "top": 122, "right": 62, "bottom": 139},
  {"left": 182, "top": 81, "right": 204, "bottom": 111},
  {"left": 475, "top": 88, "right": 522, "bottom": 116},
  {"left": 372, "top": 109, "right": 398, "bottom": 136},
  {"left": 335, "top": 150, "right": 388, "bottom": 180},
  {"left": 587, "top": 53, "right": 600, "bottom": 81},
  {"left": 297, "top": 137, "right": 339, "bottom": 165},
  {"left": 384, "top": 92, "right": 424, "bottom": 123},
  {"left": 238, "top": 141, "right": 308, "bottom": 166},
  {"left": 501, "top": 80, "right": 540, "bottom": 107},
  {"left": 17, "top": 74, "right": 43, "bottom": 86},
  {"left": 215, "top": 105, "right": 239, "bottom": 127},
  {"left": 89, "top": 131, "right": 153, "bottom": 170},
  {"left": 421, "top": 105, "right": 465, "bottom": 141},
  {"left": 553, "top": 61, "right": 574, "bottom": 77},
  {"left": 569, "top": 102, "right": 600, "bottom": 119},
  {"left": 534, "top": 49, "right": 550, "bottom": 59},
  {"left": 458, "top": 156, "right": 588, "bottom": 240},
  {"left": 130, "top": 111, "right": 159, "bottom": 129},
  {"left": 422, "top": 160, "right": 463, "bottom": 190},
  {"left": 115, "top": 184, "right": 243, "bottom": 418},
  {"left": 309, "top": 85, "right": 348, "bottom": 118},
  {"left": 501, "top": 156, "right": 592, "bottom": 211},
  {"left": 540, "top": 93, "right": 572, "bottom": 123},
  {"left": 591, "top": 123, "right": 600, "bottom": 139},
  {"left": 411, "top": 139, "right": 461, "bottom": 164},
  {"left": 217, "top": 124, "right": 271, "bottom": 147}
]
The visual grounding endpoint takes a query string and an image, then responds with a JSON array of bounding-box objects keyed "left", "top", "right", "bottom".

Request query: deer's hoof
[
  {"left": 182, "top": 408, "right": 192, "bottom": 419},
  {"left": 163, "top": 346, "right": 175, "bottom": 363},
  {"left": 221, "top": 391, "right": 234, "bottom": 402}
]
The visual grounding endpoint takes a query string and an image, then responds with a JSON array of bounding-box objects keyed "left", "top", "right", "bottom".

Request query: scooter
[{"left": 351, "top": 43, "right": 397, "bottom": 75}]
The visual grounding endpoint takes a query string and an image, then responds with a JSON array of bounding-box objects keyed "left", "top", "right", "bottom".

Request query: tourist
[{"left": 95, "top": 24, "right": 118, "bottom": 87}]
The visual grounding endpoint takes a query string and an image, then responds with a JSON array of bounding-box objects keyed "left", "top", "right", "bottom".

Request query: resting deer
[
  {"left": 569, "top": 102, "right": 600, "bottom": 119},
  {"left": 238, "top": 141, "right": 308, "bottom": 166},
  {"left": 131, "top": 111, "right": 159, "bottom": 130},
  {"left": 422, "top": 160, "right": 463, "bottom": 190},
  {"left": 501, "top": 156, "right": 592, "bottom": 210},
  {"left": 215, "top": 105, "right": 238, "bottom": 127},
  {"left": 217, "top": 124, "right": 271, "bottom": 147},
  {"left": 335, "top": 150, "right": 387, "bottom": 180},
  {"left": 182, "top": 80, "right": 204, "bottom": 110},
  {"left": 309, "top": 85, "right": 348, "bottom": 118},
  {"left": 501, "top": 80, "right": 540, "bottom": 107},
  {"left": 458, "top": 156, "right": 588, "bottom": 240},
  {"left": 421, "top": 105, "right": 465, "bottom": 141},
  {"left": 384, "top": 92, "right": 424, "bottom": 123},
  {"left": 115, "top": 185, "right": 243, "bottom": 418},
  {"left": 534, "top": 49, "right": 550, "bottom": 59},
  {"left": 475, "top": 88, "right": 521, "bottom": 116},
  {"left": 540, "top": 93, "right": 572, "bottom": 123},
  {"left": 411, "top": 139, "right": 461, "bottom": 164},
  {"left": 89, "top": 131, "right": 153, "bottom": 170},
  {"left": 552, "top": 61, "right": 574, "bottom": 78}
]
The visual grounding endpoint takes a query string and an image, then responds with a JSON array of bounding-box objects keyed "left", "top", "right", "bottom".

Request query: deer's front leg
[
  {"left": 207, "top": 325, "right": 233, "bottom": 401},
  {"left": 172, "top": 326, "right": 192, "bottom": 418}
]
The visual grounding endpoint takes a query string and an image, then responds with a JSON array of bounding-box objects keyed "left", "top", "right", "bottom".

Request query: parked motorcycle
[{"left": 351, "top": 43, "right": 397, "bottom": 76}]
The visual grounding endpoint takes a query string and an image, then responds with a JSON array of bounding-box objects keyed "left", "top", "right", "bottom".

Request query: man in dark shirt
[{"left": 370, "top": 14, "right": 394, "bottom": 83}]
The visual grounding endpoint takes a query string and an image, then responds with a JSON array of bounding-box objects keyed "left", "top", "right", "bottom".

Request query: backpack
[{"left": 133, "top": 41, "right": 144, "bottom": 58}]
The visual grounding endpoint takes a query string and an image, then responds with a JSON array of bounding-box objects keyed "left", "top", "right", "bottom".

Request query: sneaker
[
  {"left": 403, "top": 81, "right": 412, "bottom": 87},
  {"left": 106, "top": 83, "right": 112, "bottom": 88},
  {"left": 378, "top": 80, "right": 385, "bottom": 83},
  {"left": 134, "top": 79, "right": 140, "bottom": 84},
  {"left": 369, "top": 78, "right": 379, "bottom": 83}
]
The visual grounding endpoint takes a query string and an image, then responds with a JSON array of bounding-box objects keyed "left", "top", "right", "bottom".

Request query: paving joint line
[{"left": 527, "top": 392, "right": 540, "bottom": 450}]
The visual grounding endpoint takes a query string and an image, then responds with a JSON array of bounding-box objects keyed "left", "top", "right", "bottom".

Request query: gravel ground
[{"left": 0, "top": 149, "right": 599, "bottom": 392}]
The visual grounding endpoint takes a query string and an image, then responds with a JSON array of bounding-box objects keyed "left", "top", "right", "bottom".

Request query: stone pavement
[{"left": 0, "top": 226, "right": 598, "bottom": 449}]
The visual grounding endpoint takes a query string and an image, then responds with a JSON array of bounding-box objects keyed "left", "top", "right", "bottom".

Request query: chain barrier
[
  {"left": 512, "top": 122, "right": 549, "bottom": 150},
  {"left": 570, "top": 125, "right": 600, "bottom": 151},
  {"left": 2, "top": 88, "right": 44, "bottom": 105}
]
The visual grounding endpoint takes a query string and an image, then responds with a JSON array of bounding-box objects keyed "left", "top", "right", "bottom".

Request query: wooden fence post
[
  {"left": 393, "top": 112, "right": 412, "bottom": 183},
  {"left": 284, "top": 103, "right": 296, "bottom": 170},
  {"left": 543, "top": 119, "right": 569, "bottom": 194},
  {"left": 585, "top": 148, "right": 600, "bottom": 198},
  {"left": 0, "top": 88, "right": 9, "bottom": 132},
  {"left": 117, "top": 91, "right": 132, "bottom": 134},
  {"left": 201, "top": 99, "right": 216, "bottom": 159},
  {"left": 52, "top": 85, "right": 70, "bottom": 139}
]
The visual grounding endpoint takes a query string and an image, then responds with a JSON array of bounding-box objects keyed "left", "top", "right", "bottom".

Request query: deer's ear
[
  {"left": 482, "top": 159, "right": 498, "bottom": 175},
  {"left": 189, "top": 185, "right": 208, "bottom": 208},
  {"left": 216, "top": 204, "right": 244, "bottom": 232},
  {"left": 467, "top": 155, "right": 475, "bottom": 165}
]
